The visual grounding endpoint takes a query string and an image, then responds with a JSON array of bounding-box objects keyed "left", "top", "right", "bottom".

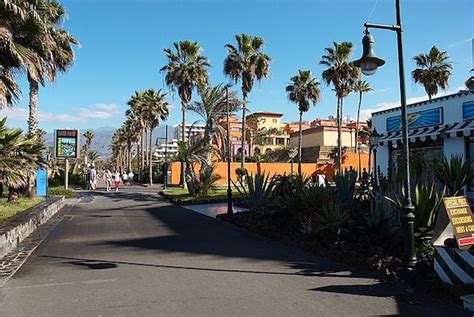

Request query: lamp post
[
  {"left": 213, "top": 86, "right": 233, "bottom": 215},
  {"left": 369, "top": 129, "right": 380, "bottom": 189},
  {"left": 354, "top": 0, "right": 417, "bottom": 266},
  {"left": 155, "top": 125, "right": 169, "bottom": 190}
]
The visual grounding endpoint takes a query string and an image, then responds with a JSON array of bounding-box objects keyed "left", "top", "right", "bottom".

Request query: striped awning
[{"left": 379, "top": 120, "right": 474, "bottom": 147}]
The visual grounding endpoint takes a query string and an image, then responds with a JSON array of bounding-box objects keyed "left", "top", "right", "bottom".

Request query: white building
[
  {"left": 372, "top": 90, "right": 474, "bottom": 196},
  {"left": 154, "top": 139, "right": 179, "bottom": 160},
  {"left": 174, "top": 124, "right": 206, "bottom": 142}
]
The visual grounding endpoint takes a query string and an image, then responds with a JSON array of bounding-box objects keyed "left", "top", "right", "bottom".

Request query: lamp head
[
  {"left": 354, "top": 30, "right": 385, "bottom": 76},
  {"left": 370, "top": 128, "right": 381, "bottom": 147}
]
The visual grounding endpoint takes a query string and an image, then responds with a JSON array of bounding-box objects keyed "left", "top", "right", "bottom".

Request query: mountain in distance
[{"left": 44, "top": 125, "right": 174, "bottom": 159}]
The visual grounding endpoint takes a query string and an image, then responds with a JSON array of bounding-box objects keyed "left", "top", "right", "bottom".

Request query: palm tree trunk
[
  {"left": 241, "top": 93, "right": 247, "bottom": 169},
  {"left": 141, "top": 128, "right": 145, "bottom": 180},
  {"left": 149, "top": 127, "right": 153, "bottom": 186},
  {"left": 181, "top": 101, "right": 187, "bottom": 189},
  {"left": 355, "top": 92, "right": 362, "bottom": 154},
  {"left": 337, "top": 96, "right": 342, "bottom": 174},
  {"left": 298, "top": 111, "right": 303, "bottom": 175},
  {"left": 144, "top": 129, "right": 148, "bottom": 167},
  {"left": 27, "top": 74, "right": 39, "bottom": 198},
  {"left": 27, "top": 74, "right": 39, "bottom": 136},
  {"left": 127, "top": 142, "right": 132, "bottom": 172}
]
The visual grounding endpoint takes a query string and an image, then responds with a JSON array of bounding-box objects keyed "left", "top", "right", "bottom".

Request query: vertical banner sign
[
  {"left": 36, "top": 169, "right": 47, "bottom": 197},
  {"left": 442, "top": 197, "right": 474, "bottom": 249},
  {"left": 55, "top": 129, "right": 79, "bottom": 158}
]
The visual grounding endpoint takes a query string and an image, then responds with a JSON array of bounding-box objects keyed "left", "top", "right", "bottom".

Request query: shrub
[
  {"left": 314, "top": 199, "right": 349, "bottom": 234},
  {"left": 272, "top": 173, "right": 294, "bottom": 198},
  {"left": 333, "top": 171, "right": 357, "bottom": 209},
  {"left": 235, "top": 167, "right": 247, "bottom": 181},
  {"left": 366, "top": 192, "right": 399, "bottom": 238},
  {"left": 196, "top": 165, "right": 222, "bottom": 196},
  {"left": 48, "top": 187, "right": 76, "bottom": 198},
  {"left": 234, "top": 172, "right": 274, "bottom": 212},
  {"left": 434, "top": 154, "right": 474, "bottom": 196}
]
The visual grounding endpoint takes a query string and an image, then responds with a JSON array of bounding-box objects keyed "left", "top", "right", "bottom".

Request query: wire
[{"left": 366, "top": 0, "right": 380, "bottom": 23}]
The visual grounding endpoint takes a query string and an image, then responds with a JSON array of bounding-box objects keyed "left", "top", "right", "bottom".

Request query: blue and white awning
[{"left": 379, "top": 120, "right": 474, "bottom": 146}]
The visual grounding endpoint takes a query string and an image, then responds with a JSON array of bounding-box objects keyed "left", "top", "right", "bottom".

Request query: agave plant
[
  {"left": 234, "top": 171, "right": 274, "bottom": 212},
  {"left": 434, "top": 155, "right": 474, "bottom": 197},
  {"left": 272, "top": 173, "right": 294, "bottom": 198},
  {"left": 333, "top": 170, "right": 357, "bottom": 209},
  {"left": 366, "top": 192, "right": 400, "bottom": 238},
  {"left": 314, "top": 199, "right": 349, "bottom": 234}
]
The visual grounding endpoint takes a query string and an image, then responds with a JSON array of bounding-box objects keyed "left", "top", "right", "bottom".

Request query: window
[
  {"left": 272, "top": 119, "right": 277, "bottom": 123},
  {"left": 276, "top": 138, "right": 285, "bottom": 145}
]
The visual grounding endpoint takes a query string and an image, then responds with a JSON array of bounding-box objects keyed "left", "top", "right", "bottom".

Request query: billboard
[
  {"left": 386, "top": 107, "right": 443, "bottom": 132},
  {"left": 55, "top": 129, "right": 79, "bottom": 158}
]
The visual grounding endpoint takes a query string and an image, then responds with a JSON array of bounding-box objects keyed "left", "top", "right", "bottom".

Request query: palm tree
[
  {"left": 19, "top": 1, "right": 78, "bottom": 136},
  {"left": 0, "top": 117, "right": 45, "bottom": 201},
  {"left": 412, "top": 46, "right": 452, "bottom": 100},
  {"left": 82, "top": 130, "right": 94, "bottom": 165},
  {"left": 127, "top": 91, "right": 147, "bottom": 180},
  {"left": 224, "top": 34, "right": 271, "bottom": 169},
  {"left": 142, "top": 89, "right": 170, "bottom": 186},
  {"left": 285, "top": 70, "right": 321, "bottom": 175},
  {"left": 353, "top": 79, "right": 372, "bottom": 154},
  {"left": 188, "top": 83, "right": 240, "bottom": 166},
  {"left": 175, "top": 139, "right": 211, "bottom": 195},
  {"left": 160, "top": 40, "right": 210, "bottom": 187},
  {"left": 320, "top": 41, "right": 359, "bottom": 173}
]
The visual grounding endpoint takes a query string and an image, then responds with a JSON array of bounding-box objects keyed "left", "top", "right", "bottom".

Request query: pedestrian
[
  {"left": 128, "top": 170, "right": 134, "bottom": 185},
  {"left": 362, "top": 168, "right": 369, "bottom": 181},
  {"left": 89, "top": 166, "right": 97, "bottom": 190},
  {"left": 113, "top": 171, "right": 121, "bottom": 191},
  {"left": 122, "top": 172, "right": 129, "bottom": 186},
  {"left": 104, "top": 169, "right": 112, "bottom": 191}
]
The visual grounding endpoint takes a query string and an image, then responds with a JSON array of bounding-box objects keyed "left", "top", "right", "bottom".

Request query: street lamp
[
  {"left": 369, "top": 129, "right": 381, "bottom": 189},
  {"left": 212, "top": 85, "right": 234, "bottom": 215},
  {"left": 354, "top": 0, "right": 417, "bottom": 266}
]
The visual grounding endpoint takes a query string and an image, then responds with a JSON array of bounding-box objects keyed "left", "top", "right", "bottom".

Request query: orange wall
[{"left": 170, "top": 153, "right": 369, "bottom": 185}]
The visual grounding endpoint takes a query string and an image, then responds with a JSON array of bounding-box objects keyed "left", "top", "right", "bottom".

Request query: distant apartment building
[
  {"left": 246, "top": 111, "right": 293, "bottom": 155},
  {"left": 154, "top": 139, "right": 179, "bottom": 160},
  {"left": 174, "top": 123, "right": 206, "bottom": 142},
  {"left": 289, "top": 118, "right": 369, "bottom": 163}
]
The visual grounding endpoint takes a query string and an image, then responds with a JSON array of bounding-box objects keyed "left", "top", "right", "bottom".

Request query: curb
[{"left": 0, "top": 197, "right": 65, "bottom": 259}]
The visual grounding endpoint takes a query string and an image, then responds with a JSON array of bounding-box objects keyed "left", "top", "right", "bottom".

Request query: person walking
[
  {"left": 113, "top": 171, "right": 121, "bottom": 191},
  {"left": 122, "top": 172, "right": 129, "bottom": 186},
  {"left": 104, "top": 169, "right": 112, "bottom": 191},
  {"left": 90, "top": 166, "right": 97, "bottom": 190},
  {"left": 128, "top": 170, "right": 134, "bottom": 185}
]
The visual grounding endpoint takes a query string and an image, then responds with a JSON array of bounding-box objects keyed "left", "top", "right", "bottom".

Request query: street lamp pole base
[
  {"left": 403, "top": 203, "right": 417, "bottom": 267},
  {"left": 227, "top": 188, "right": 233, "bottom": 215}
]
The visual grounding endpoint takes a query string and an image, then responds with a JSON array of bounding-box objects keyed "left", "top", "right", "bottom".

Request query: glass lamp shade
[
  {"left": 353, "top": 30, "right": 385, "bottom": 76},
  {"left": 361, "top": 61, "right": 378, "bottom": 76},
  {"left": 370, "top": 129, "right": 381, "bottom": 147}
]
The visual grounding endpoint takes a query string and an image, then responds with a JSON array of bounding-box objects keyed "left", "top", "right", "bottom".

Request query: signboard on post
[
  {"left": 433, "top": 196, "right": 474, "bottom": 249},
  {"left": 54, "top": 129, "right": 79, "bottom": 159}
]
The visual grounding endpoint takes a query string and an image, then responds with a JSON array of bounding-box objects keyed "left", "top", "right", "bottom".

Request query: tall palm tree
[
  {"left": 412, "top": 46, "right": 452, "bottom": 100},
  {"left": 466, "top": 69, "right": 474, "bottom": 90},
  {"left": 82, "top": 130, "right": 94, "bottom": 165},
  {"left": 224, "top": 34, "right": 271, "bottom": 168},
  {"left": 285, "top": 69, "right": 321, "bottom": 175},
  {"left": 320, "top": 41, "right": 359, "bottom": 173},
  {"left": 353, "top": 79, "right": 372, "bottom": 154},
  {"left": 20, "top": 1, "right": 78, "bottom": 136},
  {"left": 160, "top": 40, "right": 210, "bottom": 187},
  {"left": 127, "top": 91, "right": 147, "bottom": 180},
  {"left": 142, "top": 89, "right": 170, "bottom": 186},
  {"left": 188, "top": 83, "right": 240, "bottom": 166}
]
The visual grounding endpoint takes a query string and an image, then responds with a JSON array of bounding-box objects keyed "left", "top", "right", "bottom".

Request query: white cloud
[
  {"left": 94, "top": 103, "right": 120, "bottom": 111},
  {"left": 359, "top": 86, "right": 466, "bottom": 120},
  {"left": 0, "top": 103, "right": 122, "bottom": 124}
]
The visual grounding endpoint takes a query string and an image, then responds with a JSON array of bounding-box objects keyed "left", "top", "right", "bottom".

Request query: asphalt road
[{"left": 0, "top": 186, "right": 465, "bottom": 316}]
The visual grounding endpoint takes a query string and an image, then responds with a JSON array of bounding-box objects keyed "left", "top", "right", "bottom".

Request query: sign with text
[
  {"left": 55, "top": 129, "right": 79, "bottom": 159},
  {"left": 442, "top": 197, "right": 474, "bottom": 249}
]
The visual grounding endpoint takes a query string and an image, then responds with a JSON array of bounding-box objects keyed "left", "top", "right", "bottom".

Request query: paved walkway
[
  {"left": 182, "top": 202, "right": 247, "bottom": 218},
  {"left": 0, "top": 187, "right": 465, "bottom": 316}
]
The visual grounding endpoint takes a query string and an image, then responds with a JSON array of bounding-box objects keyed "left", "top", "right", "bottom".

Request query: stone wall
[{"left": 0, "top": 197, "right": 65, "bottom": 258}]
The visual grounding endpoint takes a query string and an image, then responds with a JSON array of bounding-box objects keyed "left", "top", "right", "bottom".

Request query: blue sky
[{"left": 2, "top": 0, "right": 473, "bottom": 132}]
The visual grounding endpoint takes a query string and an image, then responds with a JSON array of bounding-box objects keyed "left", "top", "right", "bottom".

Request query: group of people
[
  {"left": 102, "top": 170, "right": 134, "bottom": 192},
  {"left": 86, "top": 166, "right": 134, "bottom": 192}
]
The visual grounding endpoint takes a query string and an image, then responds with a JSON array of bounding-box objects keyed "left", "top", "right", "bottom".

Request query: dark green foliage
[
  {"left": 196, "top": 165, "right": 222, "bottom": 196},
  {"left": 333, "top": 171, "right": 357, "bottom": 209},
  {"left": 233, "top": 172, "right": 274, "bottom": 212},
  {"left": 272, "top": 173, "right": 294, "bottom": 198},
  {"left": 314, "top": 199, "right": 349, "bottom": 234},
  {"left": 366, "top": 192, "right": 399, "bottom": 238},
  {"left": 434, "top": 154, "right": 474, "bottom": 196}
]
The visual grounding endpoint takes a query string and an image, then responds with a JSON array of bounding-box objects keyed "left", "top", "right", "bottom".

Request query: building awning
[{"left": 379, "top": 120, "right": 474, "bottom": 147}]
